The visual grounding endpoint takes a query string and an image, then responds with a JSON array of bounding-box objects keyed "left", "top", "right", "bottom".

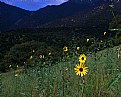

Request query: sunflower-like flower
[
  {"left": 17, "top": 65, "right": 19, "bottom": 68},
  {"left": 15, "top": 70, "right": 20, "bottom": 73},
  {"left": 104, "top": 32, "right": 106, "bottom": 35},
  {"left": 100, "top": 40, "right": 103, "bottom": 43},
  {"left": 49, "top": 52, "right": 51, "bottom": 55},
  {"left": 77, "top": 47, "right": 80, "bottom": 51},
  {"left": 79, "top": 54, "right": 87, "bottom": 64},
  {"left": 65, "top": 67, "right": 68, "bottom": 71},
  {"left": 15, "top": 74, "right": 19, "bottom": 77},
  {"left": 39, "top": 55, "right": 44, "bottom": 59},
  {"left": 9, "top": 65, "right": 12, "bottom": 68},
  {"left": 30, "top": 55, "right": 33, "bottom": 60},
  {"left": 74, "top": 63, "right": 88, "bottom": 77},
  {"left": 43, "top": 62, "right": 46, "bottom": 64},
  {"left": 32, "top": 50, "right": 35, "bottom": 53},
  {"left": 87, "top": 38, "right": 89, "bottom": 42},
  {"left": 63, "top": 46, "right": 68, "bottom": 52}
]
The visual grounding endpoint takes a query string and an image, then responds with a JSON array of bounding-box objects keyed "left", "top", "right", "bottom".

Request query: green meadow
[{"left": 1, "top": 44, "right": 121, "bottom": 97}]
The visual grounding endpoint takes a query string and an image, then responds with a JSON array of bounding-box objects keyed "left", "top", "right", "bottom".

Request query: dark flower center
[
  {"left": 82, "top": 57, "right": 84, "bottom": 60},
  {"left": 79, "top": 68, "right": 83, "bottom": 72}
]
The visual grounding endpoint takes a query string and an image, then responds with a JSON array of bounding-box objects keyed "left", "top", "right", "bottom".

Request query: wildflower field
[
  {"left": 0, "top": 44, "right": 121, "bottom": 97},
  {"left": 0, "top": 1, "right": 121, "bottom": 97}
]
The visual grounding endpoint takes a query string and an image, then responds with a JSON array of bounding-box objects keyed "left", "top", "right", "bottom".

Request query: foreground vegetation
[
  {"left": 0, "top": 15, "right": 121, "bottom": 97},
  {"left": 0, "top": 44, "right": 121, "bottom": 97},
  {"left": 0, "top": 25, "right": 121, "bottom": 72}
]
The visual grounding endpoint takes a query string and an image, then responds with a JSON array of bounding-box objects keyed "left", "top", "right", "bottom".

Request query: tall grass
[{"left": 1, "top": 44, "right": 121, "bottom": 97}]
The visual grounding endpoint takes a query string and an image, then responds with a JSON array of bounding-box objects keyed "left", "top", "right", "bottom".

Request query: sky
[{"left": 0, "top": 0, "right": 68, "bottom": 11}]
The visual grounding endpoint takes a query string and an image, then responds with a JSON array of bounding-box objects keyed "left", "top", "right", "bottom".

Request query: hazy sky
[{"left": 0, "top": 0, "right": 68, "bottom": 11}]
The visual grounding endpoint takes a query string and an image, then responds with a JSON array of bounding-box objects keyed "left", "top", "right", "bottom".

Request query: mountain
[
  {"left": 0, "top": 1, "right": 30, "bottom": 31},
  {"left": 41, "top": 0, "right": 121, "bottom": 28},
  {"left": 15, "top": 0, "right": 110, "bottom": 28},
  {"left": 0, "top": 0, "right": 121, "bottom": 31}
]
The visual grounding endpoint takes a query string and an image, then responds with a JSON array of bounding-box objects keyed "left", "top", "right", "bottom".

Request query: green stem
[
  {"left": 81, "top": 78, "right": 85, "bottom": 97},
  {"left": 62, "top": 69, "right": 64, "bottom": 97},
  {"left": 0, "top": 73, "right": 2, "bottom": 96},
  {"left": 78, "top": 76, "right": 80, "bottom": 97}
]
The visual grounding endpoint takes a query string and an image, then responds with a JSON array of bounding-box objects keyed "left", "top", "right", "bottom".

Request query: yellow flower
[
  {"left": 74, "top": 63, "right": 88, "bottom": 77},
  {"left": 42, "top": 55, "right": 45, "bottom": 58},
  {"left": 43, "top": 62, "right": 46, "bottom": 64},
  {"left": 9, "top": 65, "right": 11, "bottom": 68},
  {"left": 63, "top": 46, "right": 68, "bottom": 52},
  {"left": 17, "top": 65, "right": 19, "bottom": 68},
  {"left": 39, "top": 55, "right": 43, "bottom": 58},
  {"left": 39, "top": 55, "right": 44, "bottom": 59},
  {"left": 104, "top": 32, "right": 106, "bottom": 35},
  {"left": 79, "top": 54, "right": 87, "bottom": 64},
  {"left": 15, "top": 74, "right": 19, "bottom": 77},
  {"left": 77, "top": 47, "right": 80, "bottom": 50},
  {"left": 65, "top": 67, "right": 68, "bottom": 71},
  {"left": 87, "top": 38, "right": 89, "bottom": 42},
  {"left": 30, "top": 56, "right": 33, "bottom": 59},
  {"left": 100, "top": 40, "right": 103, "bottom": 43},
  {"left": 15, "top": 70, "right": 20, "bottom": 73},
  {"left": 32, "top": 50, "right": 35, "bottom": 53},
  {"left": 49, "top": 52, "right": 51, "bottom": 55}
]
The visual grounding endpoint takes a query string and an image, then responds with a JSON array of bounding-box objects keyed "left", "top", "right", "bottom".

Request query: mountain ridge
[
  {"left": 0, "top": 0, "right": 121, "bottom": 31},
  {"left": 11, "top": 0, "right": 110, "bottom": 28},
  {"left": 0, "top": 1, "right": 30, "bottom": 31}
]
